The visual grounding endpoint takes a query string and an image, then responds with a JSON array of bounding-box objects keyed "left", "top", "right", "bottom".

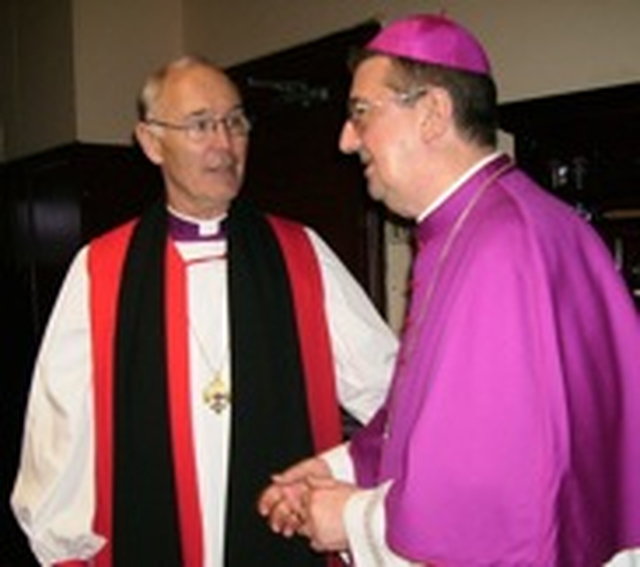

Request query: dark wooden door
[
  {"left": 228, "top": 21, "right": 385, "bottom": 310},
  {"left": 0, "top": 142, "right": 162, "bottom": 566}
]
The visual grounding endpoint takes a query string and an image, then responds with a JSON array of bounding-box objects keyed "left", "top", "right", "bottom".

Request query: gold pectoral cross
[{"left": 203, "top": 372, "right": 231, "bottom": 413}]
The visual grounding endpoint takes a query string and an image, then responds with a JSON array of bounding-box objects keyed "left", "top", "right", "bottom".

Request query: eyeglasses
[
  {"left": 145, "top": 107, "right": 251, "bottom": 142},
  {"left": 346, "top": 88, "right": 428, "bottom": 132}
]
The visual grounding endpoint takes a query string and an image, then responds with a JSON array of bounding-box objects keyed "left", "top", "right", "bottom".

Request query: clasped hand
[{"left": 257, "top": 456, "right": 358, "bottom": 552}]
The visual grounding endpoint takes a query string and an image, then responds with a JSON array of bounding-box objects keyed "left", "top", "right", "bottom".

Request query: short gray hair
[{"left": 136, "top": 55, "right": 223, "bottom": 120}]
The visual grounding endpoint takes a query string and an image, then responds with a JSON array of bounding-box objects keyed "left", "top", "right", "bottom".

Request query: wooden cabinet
[{"left": 500, "top": 83, "right": 640, "bottom": 306}]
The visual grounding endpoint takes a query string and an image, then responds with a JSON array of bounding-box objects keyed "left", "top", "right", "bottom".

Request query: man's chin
[
  {"left": 208, "top": 178, "right": 242, "bottom": 199},
  {"left": 366, "top": 182, "right": 385, "bottom": 203}
]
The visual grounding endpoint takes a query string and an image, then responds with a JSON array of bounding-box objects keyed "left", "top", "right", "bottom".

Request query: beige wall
[
  {"left": 2, "top": 0, "right": 639, "bottom": 160},
  {"left": 0, "top": 0, "right": 75, "bottom": 160},
  {"left": 190, "top": 0, "right": 640, "bottom": 102},
  {"left": 182, "top": 0, "right": 415, "bottom": 67},
  {"left": 72, "top": 0, "right": 183, "bottom": 146}
]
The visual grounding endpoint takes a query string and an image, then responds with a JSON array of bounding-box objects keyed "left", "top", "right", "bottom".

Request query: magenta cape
[{"left": 350, "top": 155, "right": 640, "bottom": 565}]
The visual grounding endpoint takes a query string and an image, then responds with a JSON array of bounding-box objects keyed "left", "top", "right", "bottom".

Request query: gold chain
[
  {"left": 189, "top": 323, "right": 231, "bottom": 413},
  {"left": 182, "top": 246, "right": 231, "bottom": 413}
]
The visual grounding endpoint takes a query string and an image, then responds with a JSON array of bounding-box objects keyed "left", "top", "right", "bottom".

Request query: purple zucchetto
[{"left": 366, "top": 14, "right": 492, "bottom": 76}]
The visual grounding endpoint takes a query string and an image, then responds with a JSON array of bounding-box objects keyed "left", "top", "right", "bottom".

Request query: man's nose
[
  {"left": 206, "top": 122, "right": 235, "bottom": 148},
  {"left": 338, "top": 120, "right": 360, "bottom": 155}
]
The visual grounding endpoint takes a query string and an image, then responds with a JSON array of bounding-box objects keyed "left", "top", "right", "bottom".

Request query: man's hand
[
  {"left": 297, "top": 476, "right": 358, "bottom": 553},
  {"left": 257, "top": 457, "right": 331, "bottom": 537}
]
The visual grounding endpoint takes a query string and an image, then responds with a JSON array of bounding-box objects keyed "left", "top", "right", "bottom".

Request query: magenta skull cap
[{"left": 366, "top": 14, "right": 492, "bottom": 76}]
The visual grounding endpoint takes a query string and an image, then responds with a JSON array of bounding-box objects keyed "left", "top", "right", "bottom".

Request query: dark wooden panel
[
  {"left": 0, "top": 142, "right": 162, "bottom": 565},
  {"left": 500, "top": 83, "right": 640, "bottom": 305}
]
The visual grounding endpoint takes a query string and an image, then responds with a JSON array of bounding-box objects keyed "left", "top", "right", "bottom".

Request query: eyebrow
[
  {"left": 348, "top": 95, "right": 372, "bottom": 105},
  {"left": 185, "top": 104, "right": 244, "bottom": 119}
]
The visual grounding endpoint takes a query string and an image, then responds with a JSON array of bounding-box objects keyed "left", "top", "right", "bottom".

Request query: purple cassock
[{"left": 350, "top": 154, "right": 640, "bottom": 566}]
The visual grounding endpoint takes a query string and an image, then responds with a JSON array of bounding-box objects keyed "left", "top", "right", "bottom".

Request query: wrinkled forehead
[{"left": 152, "top": 64, "right": 242, "bottom": 117}]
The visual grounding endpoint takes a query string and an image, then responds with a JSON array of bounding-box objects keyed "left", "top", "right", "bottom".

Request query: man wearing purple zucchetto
[{"left": 260, "top": 13, "right": 640, "bottom": 567}]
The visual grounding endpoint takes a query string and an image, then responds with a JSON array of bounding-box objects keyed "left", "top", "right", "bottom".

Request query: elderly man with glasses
[{"left": 11, "top": 55, "right": 397, "bottom": 567}]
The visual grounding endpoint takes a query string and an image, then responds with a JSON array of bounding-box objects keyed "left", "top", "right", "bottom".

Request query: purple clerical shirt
[{"left": 350, "top": 154, "right": 640, "bottom": 566}]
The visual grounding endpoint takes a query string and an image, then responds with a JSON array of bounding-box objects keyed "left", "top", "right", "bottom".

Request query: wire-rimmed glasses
[{"left": 146, "top": 107, "right": 251, "bottom": 142}]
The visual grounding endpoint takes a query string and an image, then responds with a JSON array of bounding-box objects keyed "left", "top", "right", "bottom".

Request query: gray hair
[{"left": 136, "top": 55, "right": 227, "bottom": 120}]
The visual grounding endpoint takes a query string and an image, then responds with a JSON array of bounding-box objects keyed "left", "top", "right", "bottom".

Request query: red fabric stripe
[
  {"left": 268, "top": 217, "right": 345, "bottom": 567},
  {"left": 267, "top": 216, "right": 342, "bottom": 451},
  {"left": 89, "top": 215, "right": 342, "bottom": 566},
  {"left": 89, "top": 221, "right": 136, "bottom": 567},
  {"left": 166, "top": 244, "right": 204, "bottom": 566},
  {"left": 88, "top": 225, "right": 203, "bottom": 566}
]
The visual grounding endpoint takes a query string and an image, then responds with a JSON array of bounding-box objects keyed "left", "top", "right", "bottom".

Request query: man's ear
[
  {"left": 135, "top": 122, "right": 163, "bottom": 166},
  {"left": 418, "top": 87, "right": 453, "bottom": 142}
]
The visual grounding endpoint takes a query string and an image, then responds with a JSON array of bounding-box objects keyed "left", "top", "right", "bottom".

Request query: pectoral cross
[{"left": 203, "top": 373, "right": 231, "bottom": 413}]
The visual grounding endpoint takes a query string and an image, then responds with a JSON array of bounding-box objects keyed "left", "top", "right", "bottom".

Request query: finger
[
  {"left": 306, "top": 475, "right": 337, "bottom": 490},
  {"left": 269, "top": 501, "right": 304, "bottom": 535},
  {"left": 258, "top": 480, "right": 308, "bottom": 517},
  {"left": 257, "top": 486, "right": 285, "bottom": 516},
  {"left": 309, "top": 538, "right": 326, "bottom": 552},
  {"left": 272, "top": 458, "right": 330, "bottom": 484},
  {"left": 281, "top": 510, "right": 308, "bottom": 538},
  {"left": 271, "top": 464, "right": 310, "bottom": 484},
  {"left": 280, "top": 509, "right": 304, "bottom": 538},
  {"left": 296, "top": 517, "right": 312, "bottom": 539}
]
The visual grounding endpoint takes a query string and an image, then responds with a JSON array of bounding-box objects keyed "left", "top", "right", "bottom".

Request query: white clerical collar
[
  {"left": 417, "top": 152, "right": 504, "bottom": 223},
  {"left": 167, "top": 206, "right": 227, "bottom": 238}
]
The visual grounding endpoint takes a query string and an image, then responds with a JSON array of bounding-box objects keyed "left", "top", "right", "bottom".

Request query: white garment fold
[{"left": 11, "top": 226, "right": 398, "bottom": 566}]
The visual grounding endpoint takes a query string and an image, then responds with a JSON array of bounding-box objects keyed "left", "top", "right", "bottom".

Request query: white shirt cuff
[
  {"left": 344, "top": 482, "right": 419, "bottom": 566},
  {"left": 320, "top": 443, "right": 354, "bottom": 483}
]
